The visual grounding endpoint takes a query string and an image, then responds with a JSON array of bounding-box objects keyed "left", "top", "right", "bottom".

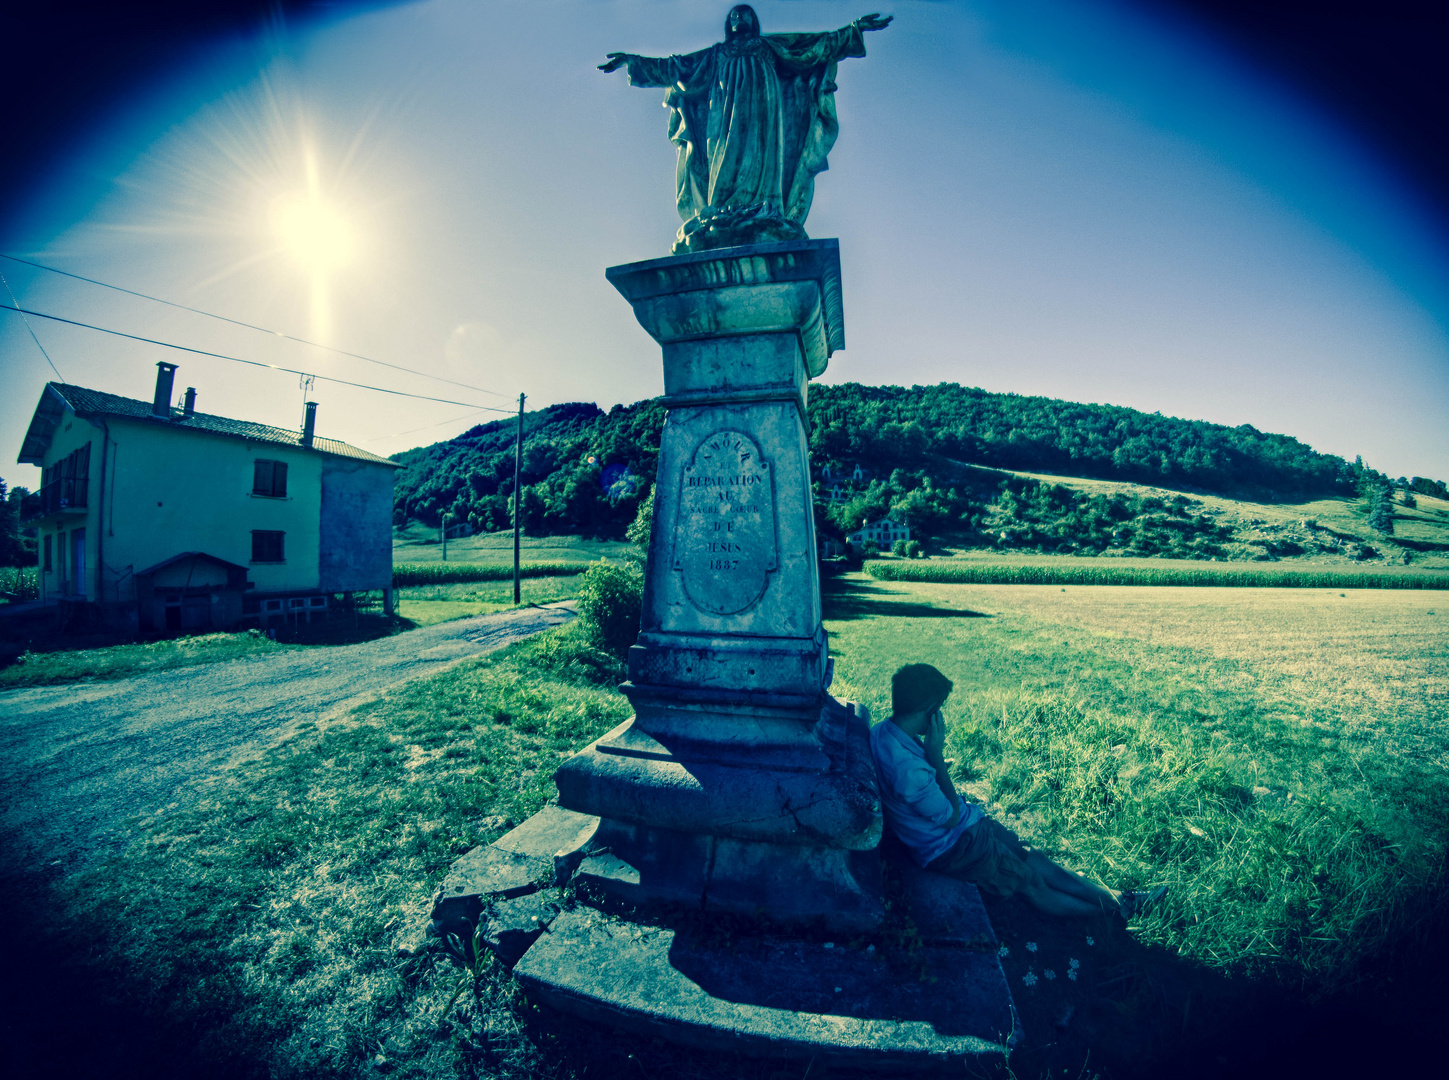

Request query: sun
[{"left": 271, "top": 191, "right": 355, "bottom": 274}]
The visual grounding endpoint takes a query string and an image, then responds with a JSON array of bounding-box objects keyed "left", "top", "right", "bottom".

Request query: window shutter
[
  {"left": 273, "top": 461, "right": 287, "bottom": 497},
  {"left": 253, "top": 460, "right": 272, "bottom": 495}
]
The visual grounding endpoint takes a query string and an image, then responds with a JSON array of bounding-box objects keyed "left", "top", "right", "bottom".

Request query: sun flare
[{"left": 271, "top": 191, "right": 355, "bottom": 274}]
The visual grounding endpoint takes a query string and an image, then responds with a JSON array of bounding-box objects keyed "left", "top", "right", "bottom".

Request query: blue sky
[{"left": 3, "top": 0, "right": 1446, "bottom": 489}]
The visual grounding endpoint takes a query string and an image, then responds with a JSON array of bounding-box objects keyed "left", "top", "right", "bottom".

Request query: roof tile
[{"left": 49, "top": 384, "right": 399, "bottom": 466}]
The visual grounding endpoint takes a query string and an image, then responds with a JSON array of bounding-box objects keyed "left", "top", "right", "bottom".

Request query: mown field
[
  {"left": 11, "top": 573, "right": 1444, "bottom": 1078},
  {"left": 392, "top": 527, "right": 633, "bottom": 567}
]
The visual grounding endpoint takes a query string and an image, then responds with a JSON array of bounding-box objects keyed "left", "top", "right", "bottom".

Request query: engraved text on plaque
[{"left": 674, "top": 430, "right": 778, "bottom": 615}]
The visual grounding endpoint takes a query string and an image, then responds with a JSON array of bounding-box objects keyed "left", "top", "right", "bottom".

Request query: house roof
[
  {"left": 18, "top": 383, "right": 400, "bottom": 467},
  {"left": 136, "top": 551, "right": 251, "bottom": 578}
]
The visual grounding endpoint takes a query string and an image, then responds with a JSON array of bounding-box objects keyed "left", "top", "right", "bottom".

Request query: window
[
  {"left": 253, "top": 459, "right": 288, "bottom": 497},
  {"left": 42, "top": 534, "right": 52, "bottom": 571},
  {"left": 251, "top": 530, "right": 285, "bottom": 562}
]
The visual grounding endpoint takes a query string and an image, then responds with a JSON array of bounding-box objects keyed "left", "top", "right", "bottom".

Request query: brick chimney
[
  {"left": 302, "top": 401, "right": 317, "bottom": 447},
  {"left": 183, "top": 387, "right": 196, "bottom": 416},
  {"left": 152, "top": 362, "right": 178, "bottom": 417}
]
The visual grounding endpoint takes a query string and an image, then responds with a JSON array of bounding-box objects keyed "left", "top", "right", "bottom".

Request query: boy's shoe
[{"left": 1118, "top": 885, "right": 1168, "bottom": 921}]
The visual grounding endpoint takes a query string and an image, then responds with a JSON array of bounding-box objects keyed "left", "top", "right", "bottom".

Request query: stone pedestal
[
  {"left": 553, "top": 240, "right": 883, "bottom": 932},
  {"left": 429, "top": 238, "right": 1018, "bottom": 1066}
]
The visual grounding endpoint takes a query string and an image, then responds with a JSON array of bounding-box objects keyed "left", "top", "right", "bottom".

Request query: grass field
[
  {"left": 826, "top": 576, "right": 1448, "bottom": 985},
  {"left": 396, "top": 575, "right": 585, "bottom": 626},
  {"left": 393, "top": 527, "right": 634, "bottom": 567},
  {"left": 20, "top": 574, "right": 1445, "bottom": 1077},
  {"left": 0, "top": 629, "right": 288, "bottom": 689}
]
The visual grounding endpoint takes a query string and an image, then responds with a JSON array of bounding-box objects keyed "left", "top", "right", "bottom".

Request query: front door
[{"left": 70, "top": 528, "right": 86, "bottom": 598}]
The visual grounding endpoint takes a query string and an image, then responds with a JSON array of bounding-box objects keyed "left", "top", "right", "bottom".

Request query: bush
[
  {"left": 1402, "top": 491, "right": 1417, "bottom": 509},
  {"left": 904, "top": 539, "right": 922, "bottom": 559},
  {"left": 0, "top": 565, "right": 38, "bottom": 602},
  {"left": 891, "top": 538, "right": 907, "bottom": 556},
  {"left": 575, "top": 559, "right": 643, "bottom": 657},
  {"left": 626, "top": 487, "right": 655, "bottom": 548}
]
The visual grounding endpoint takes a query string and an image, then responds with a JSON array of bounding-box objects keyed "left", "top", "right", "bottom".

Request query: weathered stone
[
  {"left": 492, "top": 803, "right": 599, "bottom": 874},
  {"left": 557, "top": 704, "right": 880, "bottom": 851},
  {"left": 429, "top": 808, "right": 597, "bottom": 944},
  {"left": 572, "top": 820, "right": 885, "bottom": 933},
  {"left": 430, "top": 845, "right": 542, "bottom": 944},
  {"left": 891, "top": 860, "right": 998, "bottom": 950},
  {"left": 513, "top": 908, "right": 1016, "bottom": 1068},
  {"left": 483, "top": 891, "right": 564, "bottom": 968}
]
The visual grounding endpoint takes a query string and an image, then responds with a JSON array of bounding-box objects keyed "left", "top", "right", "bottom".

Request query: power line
[
  {"left": 357, "top": 407, "right": 499, "bottom": 445},
  {"left": 0, "top": 271, "right": 66, "bottom": 383},
  {"left": 0, "top": 252, "right": 508, "bottom": 399},
  {"left": 0, "top": 302, "right": 516, "bottom": 413}
]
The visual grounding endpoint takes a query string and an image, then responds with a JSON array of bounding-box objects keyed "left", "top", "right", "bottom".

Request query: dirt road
[{"left": 0, "top": 604, "right": 574, "bottom": 874}]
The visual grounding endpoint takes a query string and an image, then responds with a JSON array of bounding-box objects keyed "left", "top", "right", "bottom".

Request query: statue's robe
[{"left": 619, "top": 25, "right": 867, "bottom": 249}]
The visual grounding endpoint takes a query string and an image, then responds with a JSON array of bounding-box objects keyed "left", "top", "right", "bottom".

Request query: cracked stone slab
[
  {"left": 430, "top": 806, "right": 600, "bottom": 947},
  {"left": 514, "top": 908, "right": 1017, "bottom": 1069},
  {"left": 484, "top": 890, "right": 564, "bottom": 968}
]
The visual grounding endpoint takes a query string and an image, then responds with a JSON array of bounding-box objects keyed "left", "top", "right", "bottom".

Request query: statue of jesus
[{"left": 600, "top": 5, "right": 892, "bottom": 254}]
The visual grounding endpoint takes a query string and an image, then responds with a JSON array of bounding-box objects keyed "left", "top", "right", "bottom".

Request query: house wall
[
  {"left": 100, "top": 415, "right": 323, "bottom": 600},
  {"left": 318, "top": 456, "right": 394, "bottom": 593},
  {"left": 31, "top": 408, "right": 323, "bottom": 604},
  {"left": 34, "top": 411, "right": 100, "bottom": 602}
]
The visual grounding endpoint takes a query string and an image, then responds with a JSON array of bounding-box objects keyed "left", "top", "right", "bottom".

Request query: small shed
[{"left": 135, "top": 552, "right": 250, "bottom": 633}]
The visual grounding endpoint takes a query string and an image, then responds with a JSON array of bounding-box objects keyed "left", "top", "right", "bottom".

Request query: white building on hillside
[{"left": 847, "top": 517, "right": 910, "bottom": 550}]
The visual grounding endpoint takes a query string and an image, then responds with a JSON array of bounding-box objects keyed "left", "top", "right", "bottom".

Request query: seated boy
[{"left": 870, "top": 663, "right": 1165, "bottom": 920}]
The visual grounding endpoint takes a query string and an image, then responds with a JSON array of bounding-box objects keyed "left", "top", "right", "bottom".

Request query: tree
[
  {"left": 0, "top": 478, "right": 37, "bottom": 567},
  {"left": 1367, "top": 488, "right": 1395, "bottom": 535}
]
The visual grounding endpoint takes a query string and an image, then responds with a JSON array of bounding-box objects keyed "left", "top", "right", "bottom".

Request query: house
[
  {"left": 17, "top": 363, "right": 400, "bottom": 632},
  {"left": 847, "top": 517, "right": 910, "bottom": 550}
]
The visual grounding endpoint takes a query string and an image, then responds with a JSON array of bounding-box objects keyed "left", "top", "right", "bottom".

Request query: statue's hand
[
  {"left": 855, "top": 13, "right": 893, "bottom": 32},
  {"left": 599, "top": 52, "right": 630, "bottom": 73}
]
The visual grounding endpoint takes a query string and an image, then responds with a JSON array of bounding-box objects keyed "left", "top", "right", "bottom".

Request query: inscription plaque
[{"left": 674, "top": 430, "right": 778, "bottom": 615}]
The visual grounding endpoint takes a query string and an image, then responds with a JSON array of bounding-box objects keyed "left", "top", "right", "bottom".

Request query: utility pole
[
  {"left": 513, "top": 392, "right": 525, "bottom": 605},
  {"left": 441, "top": 513, "right": 448, "bottom": 561}
]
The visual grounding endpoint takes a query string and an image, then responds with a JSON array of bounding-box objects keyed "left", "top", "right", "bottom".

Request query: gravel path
[{"left": 0, "top": 603, "right": 574, "bottom": 874}]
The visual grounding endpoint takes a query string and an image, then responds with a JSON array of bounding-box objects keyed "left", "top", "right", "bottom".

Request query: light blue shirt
[{"left": 869, "top": 718, "right": 982, "bottom": 867}]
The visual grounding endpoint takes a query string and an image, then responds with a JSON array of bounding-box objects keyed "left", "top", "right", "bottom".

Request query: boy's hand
[{"left": 924, "top": 709, "right": 947, "bottom": 760}]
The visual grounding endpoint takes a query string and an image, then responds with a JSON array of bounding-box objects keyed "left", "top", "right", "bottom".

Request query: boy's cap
[{"left": 892, "top": 663, "right": 954, "bottom": 716}]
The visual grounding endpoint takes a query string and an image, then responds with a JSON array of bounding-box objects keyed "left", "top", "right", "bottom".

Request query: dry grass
[{"left": 825, "top": 575, "right": 1449, "bottom": 990}]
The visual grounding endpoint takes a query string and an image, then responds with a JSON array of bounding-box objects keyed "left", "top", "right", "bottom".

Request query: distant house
[
  {"left": 18, "top": 363, "right": 400, "bottom": 632},
  {"left": 847, "top": 517, "right": 910, "bottom": 550}
]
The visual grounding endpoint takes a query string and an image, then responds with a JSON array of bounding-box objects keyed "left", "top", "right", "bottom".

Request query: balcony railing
[{"left": 20, "top": 478, "right": 88, "bottom": 523}]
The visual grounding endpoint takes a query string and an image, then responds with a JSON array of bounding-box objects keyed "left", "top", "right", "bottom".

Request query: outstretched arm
[
  {"left": 598, "top": 50, "right": 702, "bottom": 88},
  {"left": 854, "top": 13, "right": 893, "bottom": 32}
]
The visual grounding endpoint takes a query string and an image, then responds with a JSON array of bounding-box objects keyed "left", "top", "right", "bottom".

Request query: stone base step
[
  {"left": 514, "top": 908, "right": 1017, "bottom": 1068},
  {"left": 430, "top": 805, "right": 1020, "bottom": 1069}
]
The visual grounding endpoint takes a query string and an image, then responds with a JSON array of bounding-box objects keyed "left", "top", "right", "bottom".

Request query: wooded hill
[{"left": 390, "top": 382, "right": 1428, "bottom": 557}]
